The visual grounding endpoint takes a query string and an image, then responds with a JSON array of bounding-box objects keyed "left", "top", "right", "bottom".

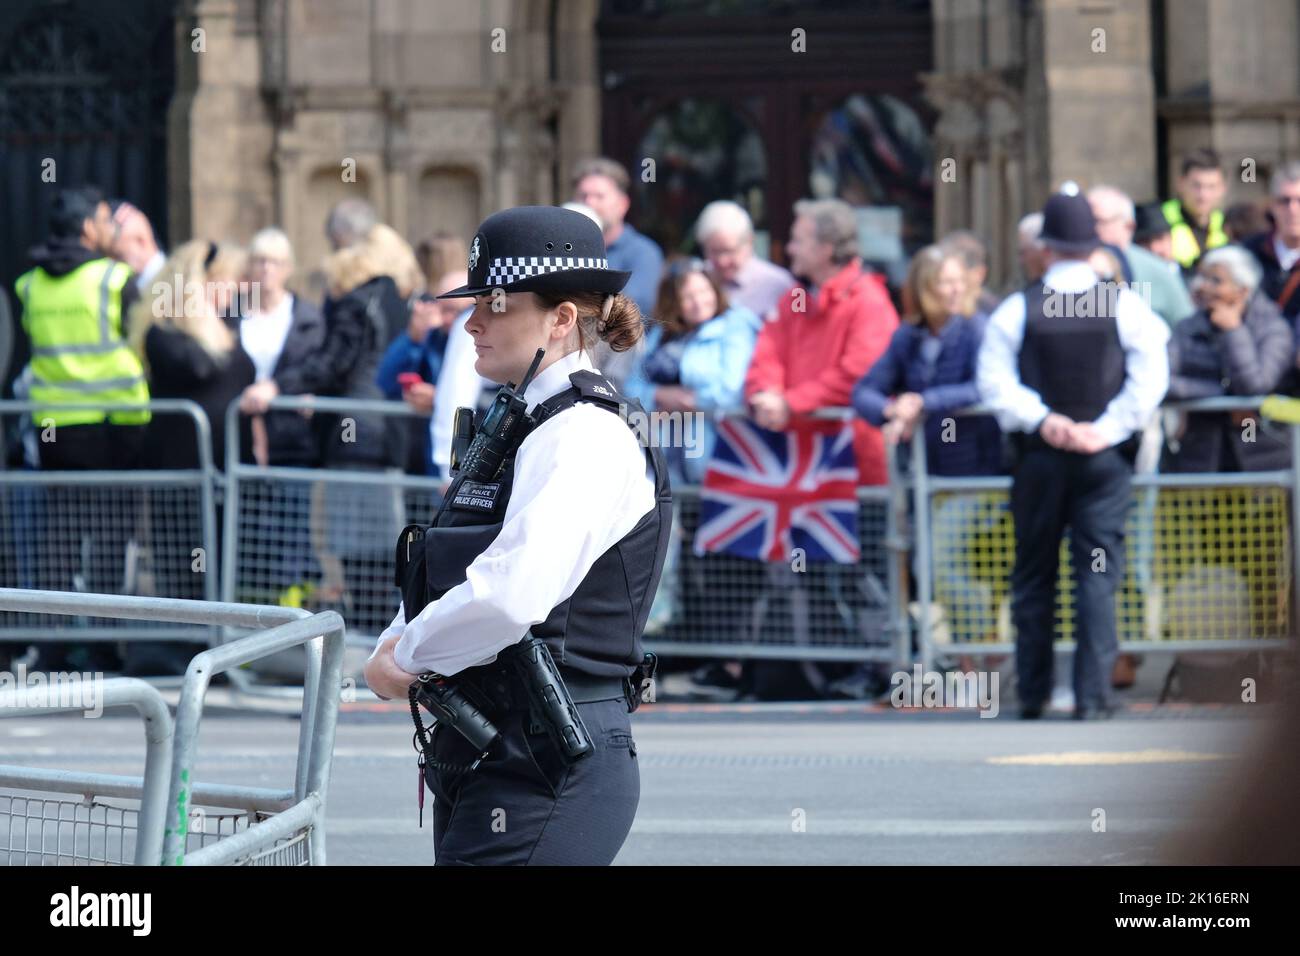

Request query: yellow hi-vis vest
[
  {"left": 16, "top": 258, "right": 151, "bottom": 427},
  {"left": 1161, "top": 198, "right": 1228, "bottom": 269}
]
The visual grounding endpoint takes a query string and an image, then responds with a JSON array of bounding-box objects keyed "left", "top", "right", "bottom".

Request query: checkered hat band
[{"left": 483, "top": 256, "right": 610, "bottom": 285}]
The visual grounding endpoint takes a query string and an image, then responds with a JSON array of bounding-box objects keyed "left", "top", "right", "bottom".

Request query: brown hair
[
  {"left": 653, "top": 257, "right": 730, "bottom": 341},
  {"left": 1181, "top": 147, "right": 1222, "bottom": 177},
  {"left": 532, "top": 288, "right": 644, "bottom": 354},
  {"left": 415, "top": 231, "right": 467, "bottom": 287},
  {"left": 570, "top": 157, "right": 631, "bottom": 196}
]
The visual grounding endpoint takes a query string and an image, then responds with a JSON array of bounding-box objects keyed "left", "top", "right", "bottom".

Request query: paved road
[{"left": 0, "top": 696, "right": 1265, "bottom": 865}]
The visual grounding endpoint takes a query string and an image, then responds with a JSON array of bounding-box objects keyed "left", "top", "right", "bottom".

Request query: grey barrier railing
[
  {"left": 0, "top": 399, "right": 220, "bottom": 643},
  {"left": 908, "top": 396, "right": 1300, "bottom": 672},
  {"left": 0, "top": 588, "right": 345, "bottom": 865},
  {"left": 221, "top": 395, "right": 444, "bottom": 649},
  {"left": 640, "top": 406, "right": 909, "bottom": 668},
  {"left": 5, "top": 393, "right": 1297, "bottom": 678}
]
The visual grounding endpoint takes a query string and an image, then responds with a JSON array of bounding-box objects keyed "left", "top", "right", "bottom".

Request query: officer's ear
[{"left": 547, "top": 299, "right": 580, "bottom": 341}]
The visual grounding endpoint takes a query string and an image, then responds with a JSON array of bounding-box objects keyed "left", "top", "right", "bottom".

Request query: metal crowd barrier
[
  {"left": 0, "top": 399, "right": 219, "bottom": 647},
  {"left": 221, "top": 395, "right": 445, "bottom": 649},
  {"left": 5, "top": 392, "right": 1298, "bottom": 677},
  {"left": 0, "top": 588, "right": 345, "bottom": 865},
  {"left": 909, "top": 396, "right": 1299, "bottom": 671},
  {"left": 644, "top": 408, "right": 908, "bottom": 667}
]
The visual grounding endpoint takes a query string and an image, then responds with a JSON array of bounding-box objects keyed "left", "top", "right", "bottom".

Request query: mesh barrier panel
[
  {"left": 229, "top": 473, "right": 444, "bottom": 639},
  {"left": 661, "top": 486, "right": 895, "bottom": 652},
  {"left": 927, "top": 484, "right": 1292, "bottom": 645}
]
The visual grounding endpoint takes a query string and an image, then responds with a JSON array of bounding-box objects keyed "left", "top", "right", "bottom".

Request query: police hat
[
  {"left": 436, "top": 205, "right": 632, "bottom": 299},
  {"left": 1133, "top": 201, "right": 1172, "bottom": 244},
  {"left": 1039, "top": 187, "right": 1099, "bottom": 256}
]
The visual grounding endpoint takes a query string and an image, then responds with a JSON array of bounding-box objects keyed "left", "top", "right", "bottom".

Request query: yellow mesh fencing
[{"left": 928, "top": 485, "right": 1293, "bottom": 645}]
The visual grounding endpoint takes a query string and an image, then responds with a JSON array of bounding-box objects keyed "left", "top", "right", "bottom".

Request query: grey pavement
[{"left": 0, "top": 692, "right": 1268, "bottom": 865}]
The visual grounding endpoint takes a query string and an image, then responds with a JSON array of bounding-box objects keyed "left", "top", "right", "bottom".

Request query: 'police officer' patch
[{"left": 451, "top": 480, "right": 503, "bottom": 513}]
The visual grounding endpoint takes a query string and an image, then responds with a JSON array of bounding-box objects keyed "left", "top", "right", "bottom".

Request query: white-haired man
[
  {"left": 695, "top": 199, "right": 794, "bottom": 323},
  {"left": 1088, "top": 184, "right": 1195, "bottom": 327},
  {"left": 109, "top": 200, "right": 166, "bottom": 291}
]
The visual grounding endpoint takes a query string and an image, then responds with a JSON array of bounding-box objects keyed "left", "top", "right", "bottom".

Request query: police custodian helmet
[{"left": 436, "top": 205, "right": 632, "bottom": 299}]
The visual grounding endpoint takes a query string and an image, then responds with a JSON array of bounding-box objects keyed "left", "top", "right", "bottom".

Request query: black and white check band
[{"left": 484, "top": 255, "right": 610, "bottom": 285}]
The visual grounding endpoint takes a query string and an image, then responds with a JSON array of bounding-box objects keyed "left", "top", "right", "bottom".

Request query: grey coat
[{"left": 1162, "top": 292, "right": 1296, "bottom": 472}]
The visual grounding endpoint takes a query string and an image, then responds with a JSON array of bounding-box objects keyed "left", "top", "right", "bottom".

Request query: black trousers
[
  {"left": 34, "top": 423, "right": 145, "bottom": 670},
  {"left": 424, "top": 694, "right": 639, "bottom": 865},
  {"left": 1010, "top": 445, "right": 1132, "bottom": 711}
]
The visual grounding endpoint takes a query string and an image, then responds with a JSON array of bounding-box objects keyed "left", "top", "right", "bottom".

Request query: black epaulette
[{"left": 533, "top": 369, "right": 626, "bottom": 424}]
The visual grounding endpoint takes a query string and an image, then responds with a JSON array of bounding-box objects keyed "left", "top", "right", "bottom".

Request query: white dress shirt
[
  {"left": 429, "top": 307, "right": 494, "bottom": 474},
  {"left": 240, "top": 294, "right": 295, "bottom": 381},
  {"left": 976, "top": 259, "right": 1170, "bottom": 445},
  {"left": 375, "top": 347, "right": 658, "bottom": 676},
  {"left": 135, "top": 249, "right": 167, "bottom": 292},
  {"left": 1274, "top": 235, "right": 1300, "bottom": 273}
]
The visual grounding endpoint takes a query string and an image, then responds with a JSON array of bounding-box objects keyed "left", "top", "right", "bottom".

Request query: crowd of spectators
[{"left": 7, "top": 147, "right": 1298, "bottom": 690}]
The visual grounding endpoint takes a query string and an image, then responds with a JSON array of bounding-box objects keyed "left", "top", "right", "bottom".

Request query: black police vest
[
  {"left": 1017, "top": 280, "right": 1127, "bottom": 423},
  {"left": 417, "top": 369, "right": 673, "bottom": 679}
]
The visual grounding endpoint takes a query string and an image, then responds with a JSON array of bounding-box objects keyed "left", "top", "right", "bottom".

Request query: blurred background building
[{"left": 2, "top": 0, "right": 1298, "bottom": 388}]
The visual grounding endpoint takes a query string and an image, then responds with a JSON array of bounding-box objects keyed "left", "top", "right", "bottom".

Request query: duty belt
[{"left": 458, "top": 662, "right": 629, "bottom": 715}]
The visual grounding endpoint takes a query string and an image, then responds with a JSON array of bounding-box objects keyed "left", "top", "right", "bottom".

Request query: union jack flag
[{"left": 692, "top": 417, "right": 860, "bottom": 563}]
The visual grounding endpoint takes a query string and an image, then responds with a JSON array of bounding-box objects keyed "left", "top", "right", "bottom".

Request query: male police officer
[{"left": 976, "top": 187, "right": 1170, "bottom": 719}]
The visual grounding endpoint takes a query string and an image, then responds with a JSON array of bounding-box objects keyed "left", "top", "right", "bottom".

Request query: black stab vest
[
  {"left": 410, "top": 369, "right": 673, "bottom": 679},
  {"left": 1017, "top": 280, "right": 1127, "bottom": 424}
]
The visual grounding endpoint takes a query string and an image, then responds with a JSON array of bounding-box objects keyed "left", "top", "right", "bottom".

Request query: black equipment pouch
[{"left": 501, "top": 634, "right": 594, "bottom": 763}]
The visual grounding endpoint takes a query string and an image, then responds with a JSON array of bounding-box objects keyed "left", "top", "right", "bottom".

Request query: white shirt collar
[
  {"left": 1042, "top": 258, "right": 1099, "bottom": 292},
  {"left": 522, "top": 348, "right": 597, "bottom": 414},
  {"left": 1274, "top": 235, "right": 1300, "bottom": 272},
  {"left": 136, "top": 249, "right": 167, "bottom": 289}
]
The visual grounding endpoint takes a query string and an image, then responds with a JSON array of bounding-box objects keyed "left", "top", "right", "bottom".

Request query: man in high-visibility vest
[
  {"left": 16, "top": 185, "right": 151, "bottom": 458},
  {"left": 1162, "top": 147, "right": 1229, "bottom": 273},
  {"left": 14, "top": 185, "right": 151, "bottom": 669}
]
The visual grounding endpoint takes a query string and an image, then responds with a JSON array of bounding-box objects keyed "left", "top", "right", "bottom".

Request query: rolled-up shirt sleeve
[{"left": 391, "top": 405, "right": 655, "bottom": 677}]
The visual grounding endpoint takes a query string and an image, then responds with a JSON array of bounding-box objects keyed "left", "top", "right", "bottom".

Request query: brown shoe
[{"left": 1111, "top": 653, "right": 1139, "bottom": 689}]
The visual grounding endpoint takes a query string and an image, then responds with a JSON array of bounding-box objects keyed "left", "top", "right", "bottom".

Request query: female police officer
[{"left": 363, "top": 205, "right": 672, "bottom": 865}]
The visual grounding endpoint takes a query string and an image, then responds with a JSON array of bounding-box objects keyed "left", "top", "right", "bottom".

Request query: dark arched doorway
[
  {"left": 0, "top": 0, "right": 175, "bottom": 396},
  {"left": 597, "top": 0, "right": 934, "bottom": 269}
]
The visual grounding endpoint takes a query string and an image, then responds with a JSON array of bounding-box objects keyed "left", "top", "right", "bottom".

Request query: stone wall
[{"left": 169, "top": 0, "right": 603, "bottom": 290}]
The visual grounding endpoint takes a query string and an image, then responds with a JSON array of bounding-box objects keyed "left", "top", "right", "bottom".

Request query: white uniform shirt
[
  {"left": 374, "top": 347, "right": 658, "bottom": 676},
  {"left": 429, "top": 307, "right": 494, "bottom": 474},
  {"left": 975, "top": 259, "right": 1170, "bottom": 446}
]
